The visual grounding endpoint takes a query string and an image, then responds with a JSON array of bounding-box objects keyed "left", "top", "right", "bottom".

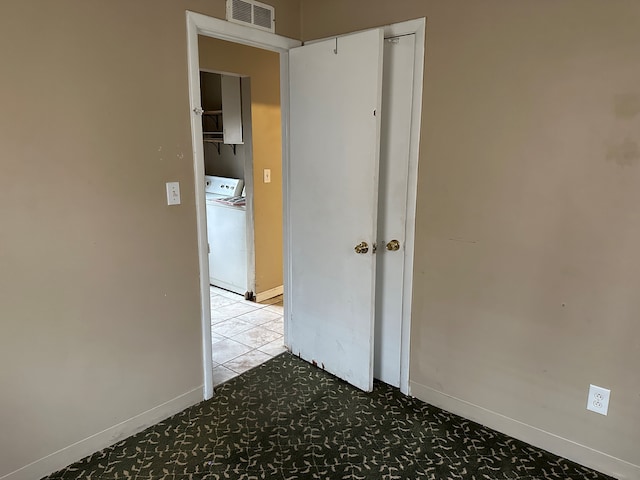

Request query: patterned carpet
[{"left": 43, "top": 353, "right": 614, "bottom": 480}]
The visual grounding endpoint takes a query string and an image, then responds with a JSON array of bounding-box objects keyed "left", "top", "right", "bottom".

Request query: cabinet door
[
  {"left": 288, "top": 28, "right": 384, "bottom": 392},
  {"left": 221, "top": 75, "right": 243, "bottom": 144}
]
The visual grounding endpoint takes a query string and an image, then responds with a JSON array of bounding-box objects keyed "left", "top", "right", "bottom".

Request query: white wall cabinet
[
  {"left": 221, "top": 75, "right": 243, "bottom": 144},
  {"left": 201, "top": 73, "right": 243, "bottom": 147}
]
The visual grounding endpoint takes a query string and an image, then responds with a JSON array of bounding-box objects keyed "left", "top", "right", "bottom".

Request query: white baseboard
[
  {"left": 255, "top": 285, "right": 283, "bottom": 303},
  {"left": 2, "top": 386, "right": 203, "bottom": 480},
  {"left": 410, "top": 381, "right": 639, "bottom": 480}
]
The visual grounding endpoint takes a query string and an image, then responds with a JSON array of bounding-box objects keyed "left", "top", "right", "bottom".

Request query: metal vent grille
[
  {"left": 227, "top": 0, "right": 275, "bottom": 33},
  {"left": 253, "top": 4, "right": 273, "bottom": 30},
  {"left": 231, "top": 0, "right": 252, "bottom": 23}
]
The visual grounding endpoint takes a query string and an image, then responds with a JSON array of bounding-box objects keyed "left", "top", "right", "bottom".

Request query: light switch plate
[
  {"left": 263, "top": 169, "right": 271, "bottom": 184},
  {"left": 166, "top": 182, "right": 181, "bottom": 205}
]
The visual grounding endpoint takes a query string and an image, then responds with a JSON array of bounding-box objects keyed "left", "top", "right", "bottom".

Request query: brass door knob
[
  {"left": 354, "top": 242, "right": 369, "bottom": 254},
  {"left": 386, "top": 239, "right": 401, "bottom": 251}
]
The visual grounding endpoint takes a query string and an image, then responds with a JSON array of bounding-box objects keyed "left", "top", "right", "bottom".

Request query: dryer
[{"left": 204, "top": 175, "right": 247, "bottom": 295}]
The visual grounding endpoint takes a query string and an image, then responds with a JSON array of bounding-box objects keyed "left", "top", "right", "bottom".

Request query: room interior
[
  {"left": 39, "top": 354, "right": 616, "bottom": 479},
  {"left": 1, "top": 1, "right": 639, "bottom": 479}
]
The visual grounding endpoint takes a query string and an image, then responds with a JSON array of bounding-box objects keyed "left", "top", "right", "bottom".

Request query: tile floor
[{"left": 210, "top": 286, "right": 285, "bottom": 387}]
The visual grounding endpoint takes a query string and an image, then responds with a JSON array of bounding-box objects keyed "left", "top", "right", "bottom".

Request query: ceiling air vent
[{"left": 227, "top": 0, "right": 275, "bottom": 33}]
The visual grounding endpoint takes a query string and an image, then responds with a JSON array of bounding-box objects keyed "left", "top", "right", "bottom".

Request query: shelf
[
  {"left": 203, "top": 131, "right": 223, "bottom": 135},
  {"left": 203, "top": 137, "right": 237, "bottom": 154},
  {"left": 203, "top": 110, "right": 222, "bottom": 115}
]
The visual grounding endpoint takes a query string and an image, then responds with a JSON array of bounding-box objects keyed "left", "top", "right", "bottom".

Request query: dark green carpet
[{"left": 43, "top": 353, "right": 615, "bottom": 479}]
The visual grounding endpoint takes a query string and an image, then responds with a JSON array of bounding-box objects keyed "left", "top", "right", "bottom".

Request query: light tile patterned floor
[{"left": 210, "top": 286, "right": 285, "bottom": 387}]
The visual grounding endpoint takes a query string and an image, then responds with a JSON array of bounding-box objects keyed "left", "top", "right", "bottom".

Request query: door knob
[
  {"left": 386, "top": 239, "right": 401, "bottom": 251},
  {"left": 354, "top": 242, "right": 369, "bottom": 254}
]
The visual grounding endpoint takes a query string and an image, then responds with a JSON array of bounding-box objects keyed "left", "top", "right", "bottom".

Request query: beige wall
[
  {"left": 199, "top": 37, "right": 284, "bottom": 295},
  {"left": 0, "top": 1, "right": 299, "bottom": 478},
  {"left": 4, "top": 0, "right": 639, "bottom": 477},
  {"left": 302, "top": 0, "right": 640, "bottom": 476}
]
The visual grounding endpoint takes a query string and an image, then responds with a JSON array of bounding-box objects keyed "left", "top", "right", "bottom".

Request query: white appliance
[{"left": 205, "top": 175, "right": 247, "bottom": 295}]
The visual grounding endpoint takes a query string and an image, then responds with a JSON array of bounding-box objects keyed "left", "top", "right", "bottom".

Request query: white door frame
[
  {"left": 186, "top": 11, "right": 299, "bottom": 399},
  {"left": 185, "top": 11, "right": 425, "bottom": 399}
]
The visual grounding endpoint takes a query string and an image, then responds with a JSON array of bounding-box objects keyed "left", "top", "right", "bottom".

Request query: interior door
[
  {"left": 374, "top": 34, "right": 416, "bottom": 387},
  {"left": 288, "top": 28, "right": 384, "bottom": 392}
]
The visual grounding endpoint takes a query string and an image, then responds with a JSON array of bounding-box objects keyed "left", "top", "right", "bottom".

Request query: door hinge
[{"left": 372, "top": 243, "right": 377, "bottom": 254}]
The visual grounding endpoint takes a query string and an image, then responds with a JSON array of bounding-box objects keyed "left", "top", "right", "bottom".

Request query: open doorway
[
  {"left": 187, "top": 13, "right": 425, "bottom": 399},
  {"left": 198, "top": 38, "right": 286, "bottom": 386}
]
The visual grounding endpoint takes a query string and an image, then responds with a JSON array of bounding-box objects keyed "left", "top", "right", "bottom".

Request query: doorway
[
  {"left": 198, "top": 40, "right": 287, "bottom": 386},
  {"left": 186, "top": 13, "right": 425, "bottom": 398}
]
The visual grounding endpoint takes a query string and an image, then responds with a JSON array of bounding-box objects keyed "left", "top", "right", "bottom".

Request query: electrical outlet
[{"left": 587, "top": 384, "right": 610, "bottom": 416}]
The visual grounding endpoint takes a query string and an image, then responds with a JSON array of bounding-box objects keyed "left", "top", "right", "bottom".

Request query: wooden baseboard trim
[{"left": 255, "top": 285, "right": 283, "bottom": 303}]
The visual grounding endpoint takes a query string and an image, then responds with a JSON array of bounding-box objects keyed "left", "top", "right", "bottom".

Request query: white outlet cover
[{"left": 587, "top": 384, "right": 610, "bottom": 416}]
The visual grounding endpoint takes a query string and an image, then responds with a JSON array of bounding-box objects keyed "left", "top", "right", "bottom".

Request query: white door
[
  {"left": 288, "top": 28, "right": 384, "bottom": 392},
  {"left": 374, "top": 34, "right": 416, "bottom": 387}
]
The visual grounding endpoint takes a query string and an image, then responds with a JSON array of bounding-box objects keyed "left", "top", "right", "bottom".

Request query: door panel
[
  {"left": 375, "top": 34, "right": 416, "bottom": 387},
  {"left": 288, "top": 29, "right": 384, "bottom": 392}
]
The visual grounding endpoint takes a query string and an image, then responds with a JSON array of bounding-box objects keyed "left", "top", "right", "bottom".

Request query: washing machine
[{"left": 204, "top": 175, "right": 247, "bottom": 295}]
